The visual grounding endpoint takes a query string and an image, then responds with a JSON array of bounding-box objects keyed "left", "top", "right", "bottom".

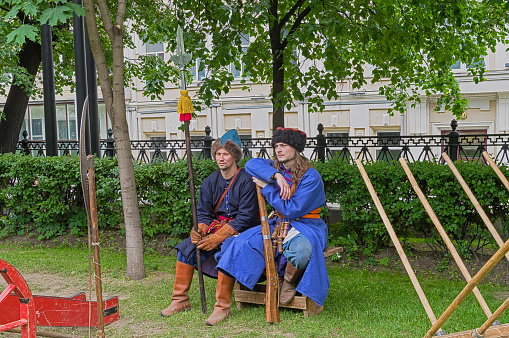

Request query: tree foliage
[
  {"left": 0, "top": 0, "right": 84, "bottom": 99},
  {"left": 136, "top": 0, "right": 509, "bottom": 128}
]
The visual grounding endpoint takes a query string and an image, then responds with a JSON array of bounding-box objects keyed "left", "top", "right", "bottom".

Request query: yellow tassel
[{"left": 178, "top": 90, "right": 194, "bottom": 122}]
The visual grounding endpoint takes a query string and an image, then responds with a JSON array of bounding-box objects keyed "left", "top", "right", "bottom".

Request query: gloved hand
[
  {"left": 190, "top": 223, "right": 208, "bottom": 244},
  {"left": 196, "top": 223, "right": 239, "bottom": 251}
]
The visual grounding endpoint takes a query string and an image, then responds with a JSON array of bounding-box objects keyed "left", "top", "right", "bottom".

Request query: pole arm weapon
[
  {"left": 80, "top": 97, "right": 105, "bottom": 337},
  {"left": 171, "top": 25, "right": 206, "bottom": 314},
  {"left": 256, "top": 186, "right": 280, "bottom": 323}
]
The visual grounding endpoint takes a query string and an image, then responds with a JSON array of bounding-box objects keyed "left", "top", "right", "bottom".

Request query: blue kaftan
[
  {"left": 217, "top": 158, "right": 330, "bottom": 306},
  {"left": 175, "top": 168, "right": 259, "bottom": 278}
]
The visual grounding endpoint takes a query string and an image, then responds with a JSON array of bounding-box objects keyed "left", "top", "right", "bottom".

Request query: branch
[
  {"left": 281, "top": 5, "right": 311, "bottom": 50},
  {"left": 115, "top": 0, "right": 126, "bottom": 29},
  {"left": 95, "top": 0, "right": 115, "bottom": 41},
  {"left": 280, "top": 0, "right": 306, "bottom": 27},
  {"left": 83, "top": 0, "right": 114, "bottom": 110}
]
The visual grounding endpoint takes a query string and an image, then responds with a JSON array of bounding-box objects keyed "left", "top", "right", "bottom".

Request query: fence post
[
  {"left": 316, "top": 123, "right": 326, "bottom": 163},
  {"left": 202, "top": 126, "right": 214, "bottom": 160},
  {"left": 105, "top": 128, "right": 115, "bottom": 157},
  {"left": 21, "top": 130, "right": 31, "bottom": 155},
  {"left": 447, "top": 119, "right": 460, "bottom": 162}
]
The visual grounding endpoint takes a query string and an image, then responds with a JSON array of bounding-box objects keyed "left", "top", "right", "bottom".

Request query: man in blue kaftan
[
  {"left": 160, "top": 129, "right": 259, "bottom": 326},
  {"left": 218, "top": 127, "right": 330, "bottom": 309}
]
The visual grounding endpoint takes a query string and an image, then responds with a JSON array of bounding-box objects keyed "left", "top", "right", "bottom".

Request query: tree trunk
[
  {"left": 84, "top": 0, "right": 145, "bottom": 280},
  {"left": 269, "top": 0, "right": 285, "bottom": 130},
  {"left": 272, "top": 53, "right": 285, "bottom": 129},
  {"left": 0, "top": 40, "right": 42, "bottom": 153},
  {"left": 112, "top": 100, "right": 146, "bottom": 280}
]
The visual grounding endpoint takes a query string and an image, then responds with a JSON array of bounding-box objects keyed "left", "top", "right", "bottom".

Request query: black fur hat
[{"left": 271, "top": 127, "right": 307, "bottom": 153}]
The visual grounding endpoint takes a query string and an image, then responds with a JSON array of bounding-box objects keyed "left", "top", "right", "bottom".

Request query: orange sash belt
[{"left": 300, "top": 207, "right": 321, "bottom": 219}]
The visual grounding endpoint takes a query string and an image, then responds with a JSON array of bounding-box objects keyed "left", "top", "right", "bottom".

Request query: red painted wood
[{"left": 0, "top": 294, "right": 119, "bottom": 327}]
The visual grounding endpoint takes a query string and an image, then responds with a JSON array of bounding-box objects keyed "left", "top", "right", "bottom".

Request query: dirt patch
[{"left": 339, "top": 244, "right": 509, "bottom": 286}]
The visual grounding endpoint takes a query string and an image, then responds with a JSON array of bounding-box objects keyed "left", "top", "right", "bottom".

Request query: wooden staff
[
  {"left": 256, "top": 186, "right": 280, "bottom": 323},
  {"left": 184, "top": 121, "right": 206, "bottom": 314},
  {"left": 425, "top": 236, "right": 509, "bottom": 337},
  {"left": 399, "top": 158, "right": 493, "bottom": 318},
  {"left": 87, "top": 159, "right": 104, "bottom": 338},
  {"left": 355, "top": 160, "right": 443, "bottom": 331},
  {"left": 79, "top": 97, "right": 104, "bottom": 337},
  {"left": 442, "top": 152, "right": 509, "bottom": 262}
]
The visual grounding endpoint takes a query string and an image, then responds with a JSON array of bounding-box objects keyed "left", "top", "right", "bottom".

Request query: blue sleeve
[
  {"left": 245, "top": 158, "right": 278, "bottom": 183},
  {"left": 196, "top": 178, "right": 215, "bottom": 225},
  {"left": 229, "top": 178, "right": 259, "bottom": 233},
  {"left": 261, "top": 170, "right": 326, "bottom": 220}
]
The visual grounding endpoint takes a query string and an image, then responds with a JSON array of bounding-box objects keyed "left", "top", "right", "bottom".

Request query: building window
[
  {"left": 29, "top": 106, "right": 44, "bottom": 141},
  {"left": 146, "top": 42, "right": 165, "bottom": 60},
  {"left": 326, "top": 132, "right": 349, "bottom": 158},
  {"left": 98, "top": 103, "right": 112, "bottom": 140},
  {"left": 451, "top": 58, "right": 486, "bottom": 71},
  {"left": 441, "top": 129, "right": 487, "bottom": 159},
  {"left": 191, "top": 58, "right": 206, "bottom": 82},
  {"left": 68, "top": 104, "right": 76, "bottom": 140},
  {"left": 376, "top": 131, "right": 401, "bottom": 161},
  {"left": 190, "top": 135, "right": 203, "bottom": 158},
  {"left": 149, "top": 135, "right": 167, "bottom": 162},
  {"left": 231, "top": 33, "right": 249, "bottom": 79}
]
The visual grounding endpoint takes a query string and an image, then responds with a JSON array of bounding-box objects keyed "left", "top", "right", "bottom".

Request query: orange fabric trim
[{"left": 301, "top": 207, "right": 321, "bottom": 219}]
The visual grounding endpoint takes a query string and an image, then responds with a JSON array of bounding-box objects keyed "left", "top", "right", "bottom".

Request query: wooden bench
[{"left": 234, "top": 246, "right": 343, "bottom": 317}]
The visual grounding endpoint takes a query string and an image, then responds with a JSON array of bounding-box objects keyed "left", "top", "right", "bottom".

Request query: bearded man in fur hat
[
  {"left": 217, "top": 127, "right": 330, "bottom": 312},
  {"left": 160, "top": 129, "right": 259, "bottom": 326}
]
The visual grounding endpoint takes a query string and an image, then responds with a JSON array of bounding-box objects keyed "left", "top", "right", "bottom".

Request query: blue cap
[{"left": 220, "top": 129, "right": 242, "bottom": 148}]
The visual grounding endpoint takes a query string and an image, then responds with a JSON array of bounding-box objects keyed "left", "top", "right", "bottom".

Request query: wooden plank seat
[{"left": 234, "top": 246, "right": 343, "bottom": 317}]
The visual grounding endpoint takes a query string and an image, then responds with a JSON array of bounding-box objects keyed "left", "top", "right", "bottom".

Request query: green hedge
[
  {"left": 0, "top": 154, "right": 217, "bottom": 243},
  {"left": 316, "top": 158, "right": 509, "bottom": 258},
  {"left": 1, "top": 153, "right": 509, "bottom": 257}
]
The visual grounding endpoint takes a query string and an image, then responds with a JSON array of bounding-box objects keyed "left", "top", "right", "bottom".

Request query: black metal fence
[{"left": 15, "top": 120, "right": 509, "bottom": 164}]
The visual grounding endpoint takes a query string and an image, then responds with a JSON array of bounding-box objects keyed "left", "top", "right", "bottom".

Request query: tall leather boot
[
  {"left": 205, "top": 272, "right": 235, "bottom": 326},
  {"left": 160, "top": 261, "right": 194, "bottom": 317},
  {"left": 279, "top": 262, "right": 305, "bottom": 305}
]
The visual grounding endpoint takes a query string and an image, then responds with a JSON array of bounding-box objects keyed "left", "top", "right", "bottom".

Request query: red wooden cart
[{"left": 0, "top": 259, "right": 119, "bottom": 337}]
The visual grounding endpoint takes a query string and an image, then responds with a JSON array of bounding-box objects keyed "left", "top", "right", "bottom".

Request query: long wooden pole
[
  {"left": 184, "top": 121, "right": 206, "bottom": 314},
  {"left": 399, "top": 158, "right": 493, "bottom": 318},
  {"left": 256, "top": 186, "right": 280, "bottom": 323},
  {"left": 472, "top": 150, "right": 509, "bottom": 335},
  {"left": 442, "top": 152, "right": 509, "bottom": 262},
  {"left": 425, "top": 236, "right": 509, "bottom": 337},
  {"left": 87, "top": 160, "right": 104, "bottom": 338},
  {"left": 482, "top": 151, "right": 509, "bottom": 192},
  {"left": 355, "top": 160, "right": 442, "bottom": 331}
]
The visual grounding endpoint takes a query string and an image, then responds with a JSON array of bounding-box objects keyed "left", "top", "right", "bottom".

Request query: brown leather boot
[
  {"left": 205, "top": 272, "right": 235, "bottom": 326},
  {"left": 279, "top": 262, "right": 305, "bottom": 305},
  {"left": 160, "top": 261, "right": 194, "bottom": 317}
]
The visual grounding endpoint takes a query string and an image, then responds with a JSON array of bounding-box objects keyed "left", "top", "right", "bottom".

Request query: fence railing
[{"left": 15, "top": 120, "right": 509, "bottom": 164}]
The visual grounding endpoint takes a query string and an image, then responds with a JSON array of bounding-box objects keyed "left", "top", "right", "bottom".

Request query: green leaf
[{"left": 7, "top": 25, "right": 38, "bottom": 45}]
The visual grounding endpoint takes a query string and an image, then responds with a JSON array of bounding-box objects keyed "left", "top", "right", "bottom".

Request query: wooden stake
[
  {"left": 399, "top": 158, "right": 493, "bottom": 318},
  {"left": 442, "top": 152, "right": 509, "bottom": 262},
  {"left": 87, "top": 160, "right": 104, "bottom": 338},
  {"left": 355, "top": 160, "right": 441, "bottom": 328},
  {"left": 483, "top": 151, "right": 509, "bottom": 192},
  {"left": 425, "top": 236, "right": 509, "bottom": 337}
]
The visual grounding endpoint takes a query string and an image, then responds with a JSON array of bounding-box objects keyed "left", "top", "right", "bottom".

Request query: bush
[
  {"left": 0, "top": 154, "right": 217, "bottom": 240},
  {"left": 1, "top": 153, "right": 508, "bottom": 258},
  {"left": 316, "top": 158, "right": 509, "bottom": 258}
]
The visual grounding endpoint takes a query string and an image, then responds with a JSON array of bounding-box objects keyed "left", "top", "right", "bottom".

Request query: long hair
[{"left": 272, "top": 151, "right": 311, "bottom": 196}]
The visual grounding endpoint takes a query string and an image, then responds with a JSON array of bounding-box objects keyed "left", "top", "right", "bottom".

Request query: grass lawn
[{"left": 1, "top": 242, "right": 509, "bottom": 337}]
